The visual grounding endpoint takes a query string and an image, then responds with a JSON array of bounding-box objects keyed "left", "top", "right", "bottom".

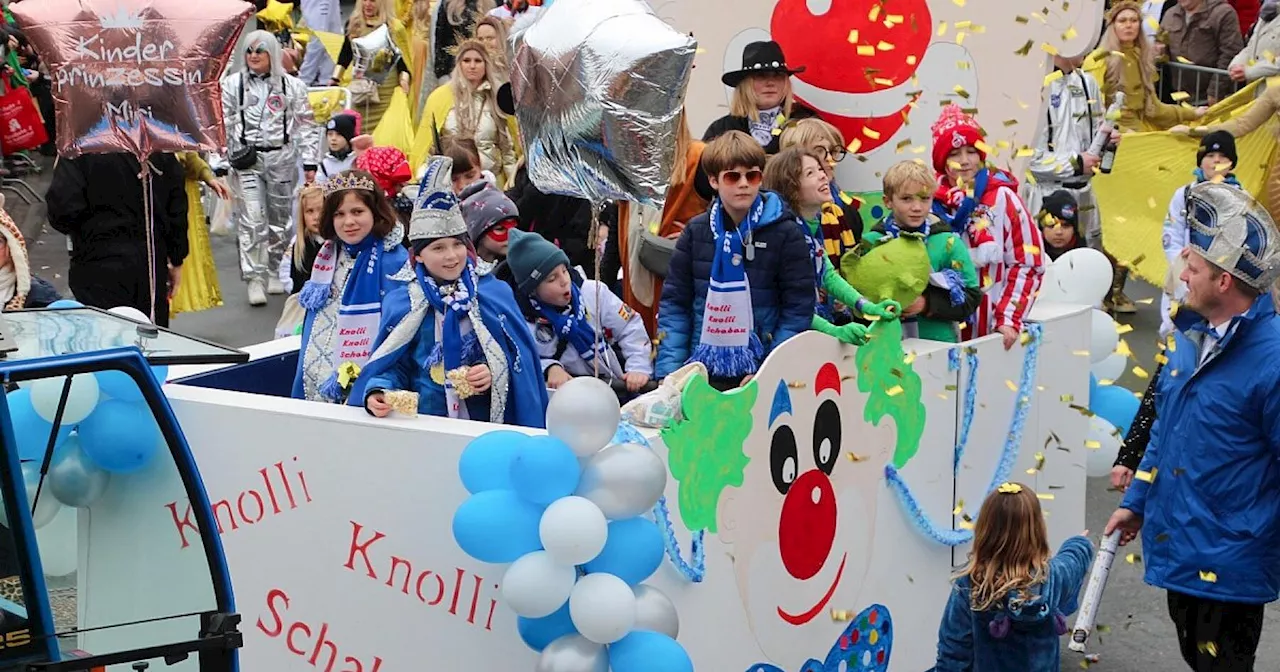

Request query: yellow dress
[
  {"left": 170, "top": 152, "right": 223, "bottom": 317},
  {"left": 346, "top": 19, "right": 414, "bottom": 131}
]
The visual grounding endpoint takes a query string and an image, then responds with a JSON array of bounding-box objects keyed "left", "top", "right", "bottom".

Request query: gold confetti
[
  {"left": 1199, "top": 570, "right": 1218, "bottom": 583},
  {"left": 954, "top": 85, "right": 971, "bottom": 99},
  {"left": 1126, "top": 553, "right": 1141, "bottom": 564},
  {"left": 1199, "top": 641, "right": 1219, "bottom": 657},
  {"left": 1085, "top": 439, "right": 1101, "bottom": 449},
  {"left": 1171, "top": 91, "right": 1191, "bottom": 102},
  {"left": 1016, "top": 146, "right": 1036, "bottom": 158},
  {"left": 886, "top": 13, "right": 904, "bottom": 24},
  {"left": 1115, "top": 323, "right": 1134, "bottom": 335},
  {"left": 1005, "top": 379, "right": 1018, "bottom": 391},
  {"left": 1024, "top": 244, "right": 1041, "bottom": 255},
  {"left": 937, "top": 21, "right": 949, "bottom": 36},
  {"left": 1015, "top": 40, "right": 1034, "bottom": 56},
  {"left": 1060, "top": 394, "right": 1074, "bottom": 402},
  {"left": 1020, "top": 331, "right": 1033, "bottom": 346},
  {"left": 958, "top": 518, "right": 975, "bottom": 530},
  {"left": 1037, "top": 493, "right": 1055, "bottom": 500},
  {"left": 846, "top": 452, "right": 868, "bottom": 462},
  {"left": 868, "top": 4, "right": 880, "bottom": 20},
  {"left": 1072, "top": 349, "right": 1091, "bottom": 357},
  {"left": 1015, "top": 15, "right": 1029, "bottom": 23},
  {"left": 847, "top": 29, "right": 860, "bottom": 44},
  {"left": 1043, "top": 70, "right": 1063, "bottom": 85},
  {"left": 1132, "top": 365, "right": 1150, "bottom": 379},
  {"left": 1176, "top": 55, "right": 1193, "bottom": 64},
  {"left": 903, "top": 351, "right": 918, "bottom": 364},
  {"left": 1062, "top": 26, "right": 1078, "bottom": 40},
  {"left": 862, "top": 127, "right": 881, "bottom": 140},
  {"left": 886, "top": 385, "right": 904, "bottom": 396},
  {"left": 877, "top": 41, "right": 895, "bottom": 51},
  {"left": 874, "top": 77, "right": 896, "bottom": 86},
  {"left": 857, "top": 45, "right": 876, "bottom": 56},
  {"left": 952, "top": 0, "right": 965, "bottom": 6},
  {"left": 847, "top": 138, "right": 862, "bottom": 153},
  {"left": 1034, "top": 451, "right": 1046, "bottom": 470},
  {"left": 953, "top": 499, "right": 965, "bottom": 515},
  {"left": 1135, "top": 468, "right": 1157, "bottom": 483},
  {"left": 956, "top": 31, "right": 966, "bottom": 45},
  {"left": 974, "top": 140, "right": 993, "bottom": 154},
  {"left": 906, "top": 55, "right": 918, "bottom": 65},
  {"left": 1116, "top": 340, "right": 1133, "bottom": 357},
  {"left": 1041, "top": 43, "right": 1058, "bottom": 55},
  {"left": 831, "top": 609, "right": 854, "bottom": 622},
  {"left": 1147, "top": 196, "right": 1158, "bottom": 209}
]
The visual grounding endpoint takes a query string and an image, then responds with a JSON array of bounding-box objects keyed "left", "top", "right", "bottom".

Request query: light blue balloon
[
  {"left": 459, "top": 430, "right": 526, "bottom": 494},
  {"left": 517, "top": 602, "right": 577, "bottom": 652},
  {"left": 47, "top": 300, "right": 83, "bottom": 309},
  {"left": 608, "top": 631, "right": 693, "bottom": 672},
  {"left": 46, "top": 439, "right": 110, "bottom": 508},
  {"left": 9, "top": 389, "right": 72, "bottom": 462},
  {"left": 509, "top": 435, "right": 580, "bottom": 505},
  {"left": 1092, "top": 384, "right": 1140, "bottom": 436},
  {"left": 77, "top": 400, "right": 161, "bottom": 473},
  {"left": 451, "top": 490, "right": 544, "bottom": 564},
  {"left": 583, "top": 518, "right": 664, "bottom": 585},
  {"left": 1088, "top": 374, "right": 1099, "bottom": 407},
  {"left": 96, "top": 365, "right": 169, "bottom": 403}
]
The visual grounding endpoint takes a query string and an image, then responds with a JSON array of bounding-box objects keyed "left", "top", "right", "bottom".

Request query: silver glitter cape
[
  {"left": 1185, "top": 181, "right": 1280, "bottom": 291},
  {"left": 409, "top": 156, "right": 468, "bottom": 242},
  {"left": 509, "top": 0, "right": 697, "bottom": 207}
]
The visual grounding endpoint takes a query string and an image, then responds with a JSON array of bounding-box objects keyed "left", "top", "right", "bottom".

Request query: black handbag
[{"left": 637, "top": 230, "right": 675, "bottom": 278}]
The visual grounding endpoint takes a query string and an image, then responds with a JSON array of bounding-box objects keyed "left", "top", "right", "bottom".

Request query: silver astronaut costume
[
  {"left": 1026, "top": 67, "right": 1105, "bottom": 249},
  {"left": 221, "top": 31, "right": 322, "bottom": 291}
]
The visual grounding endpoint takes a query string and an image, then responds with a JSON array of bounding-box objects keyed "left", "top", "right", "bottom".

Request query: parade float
[{"left": 1, "top": 0, "right": 1139, "bottom": 669}]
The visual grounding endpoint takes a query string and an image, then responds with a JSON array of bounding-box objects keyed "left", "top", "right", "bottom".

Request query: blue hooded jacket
[
  {"left": 934, "top": 536, "right": 1093, "bottom": 672},
  {"left": 356, "top": 270, "right": 549, "bottom": 428},
  {"left": 1121, "top": 292, "right": 1280, "bottom": 604},
  {"left": 654, "top": 191, "right": 816, "bottom": 379}
]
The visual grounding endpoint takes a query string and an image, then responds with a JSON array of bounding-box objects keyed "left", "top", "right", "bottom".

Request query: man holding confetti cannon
[{"left": 1105, "top": 182, "right": 1280, "bottom": 671}]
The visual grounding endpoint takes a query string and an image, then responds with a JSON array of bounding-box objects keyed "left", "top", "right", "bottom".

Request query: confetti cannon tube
[{"left": 1069, "top": 530, "right": 1121, "bottom": 653}]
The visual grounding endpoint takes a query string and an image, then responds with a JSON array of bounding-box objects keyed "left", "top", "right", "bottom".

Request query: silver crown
[
  {"left": 409, "top": 156, "right": 468, "bottom": 241},
  {"left": 1186, "top": 181, "right": 1280, "bottom": 291}
]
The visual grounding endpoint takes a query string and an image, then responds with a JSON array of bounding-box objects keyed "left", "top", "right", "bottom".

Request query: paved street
[{"left": 9, "top": 156, "right": 1280, "bottom": 670}]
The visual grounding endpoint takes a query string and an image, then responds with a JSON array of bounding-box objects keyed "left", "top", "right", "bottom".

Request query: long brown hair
[
  {"left": 670, "top": 109, "right": 694, "bottom": 186},
  {"left": 472, "top": 15, "right": 509, "bottom": 76},
  {"left": 449, "top": 40, "right": 512, "bottom": 155},
  {"left": 293, "top": 185, "right": 325, "bottom": 271},
  {"left": 763, "top": 146, "right": 823, "bottom": 215},
  {"left": 319, "top": 170, "right": 401, "bottom": 241},
  {"left": 729, "top": 76, "right": 794, "bottom": 122},
  {"left": 958, "top": 483, "right": 1052, "bottom": 612}
]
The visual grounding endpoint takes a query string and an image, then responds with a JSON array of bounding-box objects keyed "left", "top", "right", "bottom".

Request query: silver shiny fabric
[
  {"left": 509, "top": 0, "right": 696, "bottom": 207},
  {"left": 352, "top": 24, "right": 402, "bottom": 85},
  {"left": 1186, "top": 182, "right": 1280, "bottom": 290},
  {"left": 221, "top": 33, "right": 323, "bottom": 283},
  {"left": 1027, "top": 69, "right": 1105, "bottom": 248}
]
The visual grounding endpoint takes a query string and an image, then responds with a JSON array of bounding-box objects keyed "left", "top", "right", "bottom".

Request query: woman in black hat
[{"left": 703, "top": 40, "right": 816, "bottom": 154}]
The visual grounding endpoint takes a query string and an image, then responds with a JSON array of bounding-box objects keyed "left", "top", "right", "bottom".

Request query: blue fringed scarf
[
  {"left": 530, "top": 282, "right": 606, "bottom": 362},
  {"left": 689, "top": 196, "right": 765, "bottom": 377},
  {"left": 419, "top": 262, "right": 483, "bottom": 418},
  {"left": 299, "top": 235, "right": 385, "bottom": 402},
  {"left": 1193, "top": 167, "right": 1242, "bottom": 187}
]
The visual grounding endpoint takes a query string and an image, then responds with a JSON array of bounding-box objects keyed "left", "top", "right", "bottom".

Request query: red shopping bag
[{"left": 0, "top": 82, "right": 47, "bottom": 153}]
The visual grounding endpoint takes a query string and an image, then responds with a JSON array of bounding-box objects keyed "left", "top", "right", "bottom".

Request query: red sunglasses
[{"left": 718, "top": 169, "right": 763, "bottom": 186}]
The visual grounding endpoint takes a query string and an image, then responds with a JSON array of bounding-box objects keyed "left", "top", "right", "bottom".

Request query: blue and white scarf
[
  {"left": 419, "top": 262, "right": 485, "bottom": 418},
  {"left": 530, "top": 282, "right": 607, "bottom": 362},
  {"left": 299, "top": 235, "right": 386, "bottom": 401},
  {"left": 690, "top": 196, "right": 765, "bottom": 377},
  {"left": 882, "top": 214, "right": 967, "bottom": 308}
]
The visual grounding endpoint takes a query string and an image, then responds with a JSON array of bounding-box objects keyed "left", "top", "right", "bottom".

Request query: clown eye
[
  {"left": 770, "top": 425, "right": 798, "bottom": 495},
  {"left": 813, "top": 399, "right": 840, "bottom": 476}
]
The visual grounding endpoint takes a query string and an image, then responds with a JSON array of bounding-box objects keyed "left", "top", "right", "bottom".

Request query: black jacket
[
  {"left": 47, "top": 153, "right": 189, "bottom": 269},
  {"left": 702, "top": 103, "right": 819, "bottom": 154},
  {"left": 290, "top": 235, "right": 323, "bottom": 295},
  {"left": 504, "top": 165, "right": 619, "bottom": 284}
]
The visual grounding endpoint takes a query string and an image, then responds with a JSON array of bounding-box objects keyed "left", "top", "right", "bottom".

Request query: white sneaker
[
  {"left": 247, "top": 280, "right": 267, "bottom": 306},
  {"left": 267, "top": 277, "right": 285, "bottom": 295}
]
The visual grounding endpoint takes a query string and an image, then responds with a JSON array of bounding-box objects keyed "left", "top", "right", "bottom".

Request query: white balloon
[
  {"left": 546, "top": 378, "right": 621, "bottom": 457},
  {"left": 35, "top": 506, "right": 77, "bottom": 577},
  {"left": 568, "top": 573, "right": 635, "bottom": 644},
  {"left": 107, "top": 305, "right": 153, "bottom": 324},
  {"left": 30, "top": 374, "right": 100, "bottom": 424},
  {"left": 501, "top": 551, "right": 578, "bottom": 618},
  {"left": 1092, "top": 352, "right": 1128, "bottom": 382},
  {"left": 575, "top": 443, "right": 668, "bottom": 519},
  {"left": 1089, "top": 309, "right": 1119, "bottom": 364},
  {"left": 1086, "top": 415, "right": 1122, "bottom": 478},
  {"left": 540, "top": 496, "right": 608, "bottom": 566},
  {"left": 632, "top": 584, "right": 680, "bottom": 639},
  {"left": 1039, "top": 248, "right": 1112, "bottom": 307}
]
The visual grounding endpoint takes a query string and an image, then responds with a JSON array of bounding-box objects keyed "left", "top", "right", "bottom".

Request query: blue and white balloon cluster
[
  {"left": 7, "top": 302, "right": 168, "bottom": 524},
  {"left": 1083, "top": 309, "right": 1141, "bottom": 478},
  {"left": 452, "top": 377, "right": 692, "bottom": 672}
]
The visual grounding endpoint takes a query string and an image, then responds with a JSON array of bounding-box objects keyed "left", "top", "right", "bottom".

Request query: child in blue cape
[{"left": 357, "top": 156, "right": 548, "bottom": 427}]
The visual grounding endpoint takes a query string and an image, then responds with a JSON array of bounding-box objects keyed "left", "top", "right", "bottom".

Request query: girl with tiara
[
  {"left": 293, "top": 169, "right": 410, "bottom": 403},
  {"left": 358, "top": 156, "right": 547, "bottom": 426}
]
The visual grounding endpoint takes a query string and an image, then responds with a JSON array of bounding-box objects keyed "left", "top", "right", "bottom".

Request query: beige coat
[
  {"left": 1196, "top": 84, "right": 1280, "bottom": 220},
  {"left": 1231, "top": 15, "right": 1280, "bottom": 81}
]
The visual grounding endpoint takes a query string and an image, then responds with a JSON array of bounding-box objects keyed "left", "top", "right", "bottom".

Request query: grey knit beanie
[{"left": 460, "top": 180, "right": 520, "bottom": 241}]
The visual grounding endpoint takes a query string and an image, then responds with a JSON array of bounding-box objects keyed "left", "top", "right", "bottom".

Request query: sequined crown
[
  {"left": 322, "top": 172, "right": 379, "bottom": 198},
  {"left": 409, "top": 156, "right": 468, "bottom": 242},
  {"left": 1186, "top": 181, "right": 1280, "bottom": 291}
]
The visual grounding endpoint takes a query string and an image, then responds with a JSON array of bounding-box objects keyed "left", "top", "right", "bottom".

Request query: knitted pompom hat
[{"left": 930, "top": 104, "right": 986, "bottom": 174}]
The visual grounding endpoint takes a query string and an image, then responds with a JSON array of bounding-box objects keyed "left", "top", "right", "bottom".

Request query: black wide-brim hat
[{"left": 722, "top": 40, "right": 805, "bottom": 88}]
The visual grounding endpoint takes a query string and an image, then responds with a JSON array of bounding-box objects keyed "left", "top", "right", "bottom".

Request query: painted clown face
[
  {"left": 662, "top": 0, "right": 1106, "bottom": 203},
  {"left": 716, "top": 359, "right": 897, "bottom": 664}
]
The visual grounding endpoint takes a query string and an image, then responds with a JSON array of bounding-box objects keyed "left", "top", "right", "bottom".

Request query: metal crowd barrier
[{"left": 1158, "top": 61, "right": 1240, "bottom": 107}]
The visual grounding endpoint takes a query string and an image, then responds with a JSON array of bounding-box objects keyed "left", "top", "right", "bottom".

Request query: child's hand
[
  {"left": 739, "top": 374, "right": 754, "bottom": 387},
  {"left": 1111, "top": 466, "right": 1134, "bottom": 492},
  {"left": 623, "top": 372, "right": 651, "bottom": 393},
  {"left": 546, "top": 365, "right": 572, "bottom": 389},
  {"left": 863, "top": 299, "right": 901, "bottom": 321},
  {"left": 366, "top": 392, "right": 392, "bottom": 417},
  {"left": 835, "top": 322, "right": 871, "bottom": 345},
  {"left": 467, "top": 364, "right": 492, "bottom": 393},
  {"left": 903, "top": 296, "right": 927, "bottom": 317}
]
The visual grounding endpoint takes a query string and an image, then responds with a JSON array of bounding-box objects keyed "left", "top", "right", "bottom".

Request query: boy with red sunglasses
[{"left": 656, "top": 130, "right": 816, "bottom": 391}]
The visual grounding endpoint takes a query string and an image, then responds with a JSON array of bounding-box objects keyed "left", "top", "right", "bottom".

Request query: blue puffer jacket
[
  {"left": 1121, "top": 292, "right": 1280, "bottom": 604},
  {"left": 933, "top": 536, "right": 1093, "bottom": 672},
  {"left": 654, "top": 191, "right": 815, "bottom": 379}
]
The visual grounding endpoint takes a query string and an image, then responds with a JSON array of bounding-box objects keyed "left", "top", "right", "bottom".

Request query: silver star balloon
[
  {"left": 352, "top": 23, "right": 401, "bottom": 84},
  {"left": 1185, "top": 181, "right": 1280, "bottom": 291},
  {"left": 509, "top": 0, "right": 696, "bottom": 207}
]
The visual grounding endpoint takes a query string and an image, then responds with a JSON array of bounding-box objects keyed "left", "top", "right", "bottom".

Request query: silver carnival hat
[
  {"left": 408, "top": 156, "right": 468, "bottom": 242},
  {"left": 1186, "top": 181, "right": 1280, "bottom": 291}
]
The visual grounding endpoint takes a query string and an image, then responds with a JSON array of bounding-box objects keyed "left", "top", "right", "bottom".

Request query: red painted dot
[
  {"left": 878, "top": 649, "right": 885, "bottom": 663},
  {"left": 869, "top": 610, "right": 878, "bottom": 624},
  {"left": 850, "top": 629, "right": 860, "bottom": 644}
]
